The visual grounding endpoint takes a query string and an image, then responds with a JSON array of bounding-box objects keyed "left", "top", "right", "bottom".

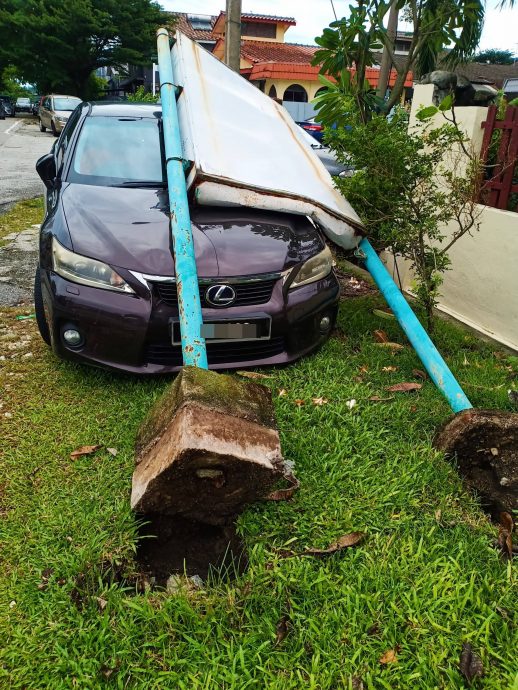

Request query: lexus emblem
[{"left": 205, "top": 284, "right": 236, "bottom": 307}]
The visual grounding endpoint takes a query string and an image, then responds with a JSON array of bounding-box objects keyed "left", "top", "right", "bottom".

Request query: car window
[
  {"left": 53, "top": 97, "right": 81, "bottom": 111},
  {"left": 55, "top": 106, "right": 82, "bottom": 172},
  {"left": 68, "top": 116, "right": 164, "bottom": 186},
  {"left": 44, "top": 98, "right": 50, "bottom": 109}
]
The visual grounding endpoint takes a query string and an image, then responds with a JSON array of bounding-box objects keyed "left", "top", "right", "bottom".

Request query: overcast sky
[{"left": 162, "top": 0, "right": 518, "bottom": 54}]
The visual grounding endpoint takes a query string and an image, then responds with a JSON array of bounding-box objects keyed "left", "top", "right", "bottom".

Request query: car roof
[{"left": 86, "top": 102, "right": 161, "bottom": 117}]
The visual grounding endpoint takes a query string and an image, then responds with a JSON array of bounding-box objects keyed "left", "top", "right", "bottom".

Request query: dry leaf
[
  {"left": 70, "top": 444, "right": 102, "bottom": 459},
  {"left": 369, "top": 395, "right": 394, "bottom": 402},
  {"left": 382, "top": 366, "right": 397, "bottom": 372},
  {"left": 301, "top": 532, "right": 365, "bottom": 556},
  {"left": 375, "top": 342, "right": 404, "bottom": 351},
  {"left": 274, "top": 615, "right": 289, "bottom": 646},
  {"left": 490, "top": 447, "right": 499, "bottom": 456},
  {"left": 106, "top": 448, "right": 118, "bottom": 457},
  {"left": 385, "top": 382, "right": 422, "bottom": 393},
  {"left": 379, "top": 649, "right": 398, "bottom": 665},
  {"left": 497, "top": 512, "right": 514, "bottom": 560},
  {"left": 412, "top": 369, "right": 427, "bottom": 380},
  {"left": 266, "top": 472, "right": 300, "bottom": 501},
  {"left": 96, "top": 597, "right": 108, "bottom": 611},
  {"left": 359, "top": 365, "right": 369, "bottom": 373},
  {"left": 278, "top": 388, "right": 287, "bottom": 397},
  {"left": 312, "top": 397, "right": 328, "bottom": 406},
  {"left": 459, "top": 642, "right": 484, "bottom": 685},
  {"left": 294, "top": 399, "right": 305, "bottom": 407},
  {"left": 236, "top": 371, "right": 273, "bottom": 380},
  {"left": 435, "top": 509, "right": 442, "bottom": 523},
  {"left": 373, "top": 329, "right": 389, "bottom": 343}
]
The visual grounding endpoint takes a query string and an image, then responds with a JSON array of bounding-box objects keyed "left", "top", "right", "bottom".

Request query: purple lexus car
[{"left": 34, "top": 102, "right": 339, "bottom": 374}]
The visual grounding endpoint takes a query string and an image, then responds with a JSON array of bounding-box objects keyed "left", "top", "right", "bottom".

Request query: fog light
[
  {"left": 319, "top": 315, "right": 332, "bottom": 333},
  {"left": 63, "top": 328, "right": 83, "bottom": 347}
]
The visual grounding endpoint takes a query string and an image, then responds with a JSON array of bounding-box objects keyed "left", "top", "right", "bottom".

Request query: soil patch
[
  {"left": 136, "top": 514, "right": 247, "bottom": 585},
  {"left": 435, "top": 409, "right": 518, "bottom": 521},
  {"left": 334, "top": 266, "right": 377, "bottom": 299}
]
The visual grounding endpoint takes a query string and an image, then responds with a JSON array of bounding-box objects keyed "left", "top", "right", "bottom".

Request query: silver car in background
[{"left": 39, "top": 95, "right": 82, "bottom": 136}]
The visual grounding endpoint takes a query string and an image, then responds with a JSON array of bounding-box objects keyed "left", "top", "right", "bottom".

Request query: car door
[{"left": 41, "top": 98, "right": 51, "bottom": 127}]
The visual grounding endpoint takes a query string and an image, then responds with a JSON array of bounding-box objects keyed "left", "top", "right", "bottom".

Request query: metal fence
[{"left": 480, "top": 105, "right": 518, "bottom": 213}]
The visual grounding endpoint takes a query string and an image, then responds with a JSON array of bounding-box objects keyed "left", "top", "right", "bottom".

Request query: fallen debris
[{"left": 131, "top": 367, "right": 289, "bottom": 525}]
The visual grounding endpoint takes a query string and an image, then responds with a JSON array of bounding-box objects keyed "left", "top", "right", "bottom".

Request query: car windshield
[
  {"left": 17, "top": 98, "right": 30, "bottom": 104},
  {"left": 69, "top": 115, "right": 164, "bottom": 186},
  {"left": 53, "top": 97, "right": 81, "bottom": 111}
]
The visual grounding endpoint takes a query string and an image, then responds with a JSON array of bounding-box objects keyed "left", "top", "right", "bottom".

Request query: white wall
[{"left": 386, "top": 85, "right": 518, "bottom": 351}]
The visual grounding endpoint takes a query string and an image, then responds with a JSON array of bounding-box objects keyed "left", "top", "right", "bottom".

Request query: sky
[{"left": 162, "top": 0, "right": 518, "bottom": 54}]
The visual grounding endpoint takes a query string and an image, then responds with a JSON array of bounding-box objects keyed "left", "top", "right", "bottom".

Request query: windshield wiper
[{"left": 110, "top": 181, "right": 166, "bottom": 188}]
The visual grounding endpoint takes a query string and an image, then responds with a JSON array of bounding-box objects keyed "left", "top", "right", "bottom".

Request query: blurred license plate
[{"left": 170, "top": 317, "right": 271, "bottom": 344}]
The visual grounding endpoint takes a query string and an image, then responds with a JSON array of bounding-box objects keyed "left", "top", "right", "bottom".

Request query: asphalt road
[
  {"left": 0, "top": 114, "right": 54, "bottom": 306},
  {"left": 0, "top": 114, "right": 53, "bottom": 212}
]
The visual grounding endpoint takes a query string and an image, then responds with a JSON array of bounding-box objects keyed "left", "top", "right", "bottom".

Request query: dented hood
[{"left": 171, "top": 32, "right": 364, "bottom": 251}]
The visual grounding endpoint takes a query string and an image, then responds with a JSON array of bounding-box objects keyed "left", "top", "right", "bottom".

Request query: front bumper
[{"left": 41, "top": 270, "right": 339, "bottom": 374}]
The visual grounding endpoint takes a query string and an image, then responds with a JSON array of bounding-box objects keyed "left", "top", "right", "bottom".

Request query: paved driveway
[{"left": 0, "top": 115, "right": 53, "bottom": 305}]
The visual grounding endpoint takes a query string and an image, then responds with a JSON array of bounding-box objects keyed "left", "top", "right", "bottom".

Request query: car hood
[
  {"left": 55, "top": 110, "right": 72, "bottom": 118},
  {"left": 61, "top": 184, "right": 322, "bottom": 277}
]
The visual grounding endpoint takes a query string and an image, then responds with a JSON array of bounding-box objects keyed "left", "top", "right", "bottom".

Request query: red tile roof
[
  {"left": 248, "top": 60, "right": 412, "bottom": 87},
  {"left": 241, "top": 41, "right": 318, "bottom": 65},
  {"left": 241, "top": 42, "right": 413, "bottom": 87}
]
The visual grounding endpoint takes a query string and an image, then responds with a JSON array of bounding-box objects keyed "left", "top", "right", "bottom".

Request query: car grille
[
  {"left": 152, "top": 278, "right": 277, "bottom": 308},
  {"left": 145, "top": 337, "right": 285, "bottom": 367}
]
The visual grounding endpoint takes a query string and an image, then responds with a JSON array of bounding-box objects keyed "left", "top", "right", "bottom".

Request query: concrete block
[{"left": 131, "top": 366, "right": 285, "bottom": 524}]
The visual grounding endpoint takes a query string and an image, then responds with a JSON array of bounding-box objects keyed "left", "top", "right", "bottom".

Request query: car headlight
[
  {"left": 289, "top": 245, "right": 333, "bottom": 289},
  {"left": 52, "top": 239, "right": 134, "bottom": 293}
]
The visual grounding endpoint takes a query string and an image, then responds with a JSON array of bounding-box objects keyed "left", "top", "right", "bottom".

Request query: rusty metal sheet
[{"left": 171, "top": 32, "right": 363, "bottom": 250}]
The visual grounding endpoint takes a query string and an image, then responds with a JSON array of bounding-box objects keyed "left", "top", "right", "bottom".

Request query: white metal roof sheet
[{"left": 171, "top": 31, "right": 364, "bottom": 250}]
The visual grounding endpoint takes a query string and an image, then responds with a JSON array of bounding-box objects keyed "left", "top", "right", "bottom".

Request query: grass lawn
[
  {"left": 0, "top": 197, "right": 44, "bottom": 246},
  {"left": 0, "top": 265, "right": 517, "bottom": 688}
]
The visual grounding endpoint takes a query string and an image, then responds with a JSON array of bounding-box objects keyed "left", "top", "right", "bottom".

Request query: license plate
[{"left": 170, "top": 316, "right": 271, "bottom": 345}]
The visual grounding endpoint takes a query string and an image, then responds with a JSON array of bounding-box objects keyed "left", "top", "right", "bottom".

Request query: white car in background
[{"left": 39, "top": 94, "right": 82, "bottom": 136}]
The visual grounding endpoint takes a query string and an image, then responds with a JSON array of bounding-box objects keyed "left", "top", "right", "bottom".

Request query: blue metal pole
[
  {"left": 359, "top": 238, "right": 472, "bottom": 414},
  {"left": 156, "top": 28, "right": 208, "bottom": 369}
]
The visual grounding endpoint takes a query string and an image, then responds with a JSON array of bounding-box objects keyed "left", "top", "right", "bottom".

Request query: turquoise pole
[
  {"left": 156, "top": 28, "right": 208, "bottom": 368},
  {"left": 359, "top": 238, "right": 472, "bottom": 414}
]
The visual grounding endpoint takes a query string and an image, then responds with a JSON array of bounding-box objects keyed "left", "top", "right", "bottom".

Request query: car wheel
[
  {"left": 39, "top": 119, "right": 46, "bottom": 132},
  {"left": 51, "top": 121, "right": 58, "bottom": 137},
  {"left": 34, "top": 267, "right": 51, "bottom": 345}
]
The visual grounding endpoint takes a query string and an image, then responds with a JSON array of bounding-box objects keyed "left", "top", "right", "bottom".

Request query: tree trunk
[{"left": 376, "top": 3, "right": 399, "bottom": 101}]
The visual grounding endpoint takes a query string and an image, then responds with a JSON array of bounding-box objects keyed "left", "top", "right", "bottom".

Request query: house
[{"left": 175, "top": 11, "right": 413, "bottom": 120}]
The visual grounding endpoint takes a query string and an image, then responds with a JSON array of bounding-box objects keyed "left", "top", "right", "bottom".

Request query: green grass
[
  {"left": 0, "top": 197, "right": 44, "bottom": 245},
  {"left": 0, "top": 285, "right": 517, "bottom": 689}
]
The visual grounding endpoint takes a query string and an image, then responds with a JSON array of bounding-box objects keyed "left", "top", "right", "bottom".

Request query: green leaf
[
  {"left": 438, "top": 94, "right": 453, "bottom": 111},
  {"left": 416, "top": 106, "right": 439, "bottom": 121}
]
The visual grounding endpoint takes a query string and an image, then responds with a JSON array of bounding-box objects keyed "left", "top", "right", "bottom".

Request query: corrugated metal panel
[{"left": 172, "top": 32, "right": 364, "bottom": 250}]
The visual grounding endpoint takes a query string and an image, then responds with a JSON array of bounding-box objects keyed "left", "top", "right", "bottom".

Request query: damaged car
[{"left": 35, "top": 102, "right": 340, "bottom": 374}]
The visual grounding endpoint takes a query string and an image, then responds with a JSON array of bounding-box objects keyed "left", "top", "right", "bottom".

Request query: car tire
[
  {"left": 34, "top": 267, "right": 51, "bottom": 346},
  {"left": 39, "top": 119, "right": 46, "bottom": 132},
  {"left": 51, "top": 121, "right": 58, "bottom": 137}
]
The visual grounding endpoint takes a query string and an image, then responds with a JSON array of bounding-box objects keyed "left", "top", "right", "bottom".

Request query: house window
[
  {"left": 314, "top": 87, "right": 327, "bottom": 97},
  {"left": 394, "top": 40, "right": 410, "bottom": 52},
  {"left": 241, "top": 21, "right": 276, "bottom": 38},
  {"left": 268, "top": 85, "right": 277, "bottom": 98},
  {"left": 283, "top": 84, "right": 308, "bottom": 102}
]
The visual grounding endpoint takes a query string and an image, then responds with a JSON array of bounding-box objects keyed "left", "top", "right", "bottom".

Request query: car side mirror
[{"left": 36, "top": 153, "right": 57, "bottom": 189}]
